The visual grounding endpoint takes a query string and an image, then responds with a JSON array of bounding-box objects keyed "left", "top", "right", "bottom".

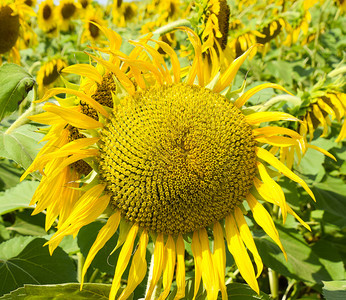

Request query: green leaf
[
  {"left": 322, "top": 280, "right": 346, "bottom": 300},
  {"left": 222, "top": 282, "right": 271, "bottom": 299},
  {"left": 0, "top": 180, "right": 39, "bottom": 215},
  {"left": 0, "top": 283, "right": 112, "bottom": 300},
  {"left": 7, "top": 217, "right": 46, "bottom": 236},
  {"left": 0, "top": 160, "right": 23, "bottom": 191},
  {"left": 0, "top": 237, "right": 77, "bottom": 296},
  {"left": 0, "top": 124, "right": 43, "bottom": 170},
  {"left": 254, "top": 223, "right": 345, "bottom": 286},
  {"left": 0, "top": 64, "right": 35, "bottom": 121}
]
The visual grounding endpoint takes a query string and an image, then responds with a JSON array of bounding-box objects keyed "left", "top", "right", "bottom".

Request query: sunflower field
[{"left": 0, "top": 0, "right": 345, "bottom": 299}]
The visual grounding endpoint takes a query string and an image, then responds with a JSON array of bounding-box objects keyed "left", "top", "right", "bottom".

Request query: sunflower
[
  {"left": 111, "top": 0, "right": 137, "bottom": 27},
  {"left": 57, "top": 0, "right": 80, "bottom": 32},
  {"left": 23, "top": 27, "right": 321, "bottom": 299},
  {"left": 36, "top": 58, "right": 68, "bottom": 97},
  {"left": 81, "top": 7, "right": 107, "bottom": 44},
  {"left": 301, "top": 91, "right": 346, "bottom": 142},
  {"left": 284, "top": 9, "right": 311, "bottom": 47},
  {"left": 24, "top": 0, "right": 36, "bottom": 8},
  {"left": 38, "top": 0, "right": 57, "bottom": 34},
  {"left": 0, "top": 0, "right": 35, "bottom": 63}
]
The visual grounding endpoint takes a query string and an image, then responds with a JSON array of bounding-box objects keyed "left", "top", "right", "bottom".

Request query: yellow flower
[
  {"left": 301, "top": 92, "right": 346, "bottom": 142},
  {"left": 36, "top": 58, "right": 68, "bottom": 97},
  {"left": 57, "top": 0, "right": 80, "bottom": 32},
  {"left": 23, "top": 26, "right": 319, "bottom": 299},
  {"left": 0, "top": 0, "right": 35, "bottom": 64},
  {"left": 81, "top": 7, "right": 107, "bottom": 44},
  {"left": 38, "top": 0, "right": 57, "bottom": 34},
  {"left": 111, "top": 0, "right": 137, "bottom": 27}
]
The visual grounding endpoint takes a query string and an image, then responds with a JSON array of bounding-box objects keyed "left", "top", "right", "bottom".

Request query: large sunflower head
[
  {"left": 57, "top": 0, "right": 80, "bottom": 32},
  {"left": 0, "top": 0, "right": 35, "bottom": 63},
  {"left": 38, "top": 0, "right": 57, "bottom": 34},
  {"left": 23, "top": 26, "right": 323, "bottom": 299}
]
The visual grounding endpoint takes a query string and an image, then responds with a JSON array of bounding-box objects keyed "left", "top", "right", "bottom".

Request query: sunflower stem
[
  {"left": 5, "top": 85, "right": 41, "bottom": 135},
  {"left": 152, "top": 19, "right": 191, "bottom": 37},
  {"left": 88, "top": 268, "right": 99, "bottom": 283},
  {"left": 268, "top": 268, "right": 279, "bottom": 300},
  {"left": 77, "top": 252, "right": 85, "bottom": 283}
]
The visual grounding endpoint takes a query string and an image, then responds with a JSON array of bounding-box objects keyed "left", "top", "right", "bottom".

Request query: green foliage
[
  {"left": 0, "top": 64, "right": 35, "bottom": 121},
  {"left": 322, "top": 281, "right": 346, "bottom": 300},
  {"left": 0, "top": 237, "right": 77, "bottom": 296},
  {"left": 0, "top": 283, "right": 112, "bottom": 300}
]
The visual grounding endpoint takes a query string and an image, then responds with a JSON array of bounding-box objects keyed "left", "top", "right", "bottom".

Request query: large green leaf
[
  {"left": 0, "top": 237, "right": 77, "bottom": 296},
  {"left": 0, "top": 283, "right": 113, "bottom": 300},
  {"left": 322, "top": 280, "right": 346, "bottom": 300},
  {"left": 0, "top": 64, "right": 35, "bottom": 121},
  {"left": 0, "top": 160, "right": 22, "bottom": 191},
  {"left": 0, "top": 180, "right": 39, "bottom": 215},
  {"left": 0, "top": 124, "right": 43, "bottom": 170},
  {"left": 254, "top": 223, "right": 344, "bottom": 286}
]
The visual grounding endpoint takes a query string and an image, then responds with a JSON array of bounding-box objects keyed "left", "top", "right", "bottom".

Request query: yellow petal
[
  {"left": 234, "top": 207, "right": 263, "bottom": 278},
  {"left": 62, "top": 64, "right": 102, "bottom": 84},
  {"left": 246, "top": 194, "right": 287, "bottom": 260},
  {"left": 256, "top": 162, "right": 287, "bottom": 222},
  {"left": 157, "top": 235, "right": 176, "bottom": 300},
  {"left": 151, "top": 39, "right": 181, "bottom": 83},
  {"left": 213, "top": 222, "right": 227, "bottom": 300},
  {"left": 28, "top": 111, "right": 64, "bottom": 125},
  {"left": 213, "top": 45, "right": 257, "bottom": 93},
  {"left": 307, "top": 144, "right": 336, "bottom": 161},
  {"left": 312, "top": 104, "right": 328, "bottom": 137},
  {"left": 317, "top": 98, "right": 336, "bottom": 120},
  {"left": 40, "top": 88, "right": 109, "bottom": 118},
  {"left": 109, "top": 224, "right": 139, "bottom": 300},
  {"left": 118, "top": 230, "right": 149, "bottom": 300},
  {"left": 43, "top": 103, "right": 102, "bottom": 129},
  {"left": 45, "top": 184, "right": 108, "bottom": 254},
  {"left": 81, "top": 212, "right": 121, "bottom": 288},
  {"left": 199, "top": 228, "right": 219, "bottom": 300},
  {"left": 191, "top": 231, "right": 202, "bottom": 300},
  {"left": 255, "top": 135, "right": 297, "bottom": 147},
  {"left": 306, "top": 113, "right": 315, "bottom": 142},
  {"left": 234, "top": 83, "right": 292, "bottom": 108},
  {"left": 225, "top": 214, "right": 259, "bottom": 294},
  {"left": 174, "top": 234, "right": 185, "bottom": 300},
  {"left": 256, "top": 147, "right": 315, "bottom": 201},
  {"left": 253, "top": 127, "right": 302, "bottom": 139},
  {"left": 246, "top": 112, "right": 299, "bottom": 125},
  {"left": 329, "top": 93, "right": 344, "bottom": 121},
  {"left": 335, "top": 120, "right": 346, "bottom": 142},
  {"left": 145, "top": 233, "right": 164, "bottom": 300}
]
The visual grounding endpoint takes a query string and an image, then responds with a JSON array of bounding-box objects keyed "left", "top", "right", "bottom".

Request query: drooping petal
[
  {"left": 246, "top": 194, "right": 287, "bottom": 260},
  {"left": 174, "top": 234, "right": 186, "bottom": 300},
  {"left": 191, "top": 231, "right": 202, "bottom": 300},
  {"left": 199, "top": 228, "right": 219, "bottom": 300},
  {"left": 307, "top": 144, "right": 336, "bottom": 161},
  {"left": 145, "top": 233, "right": 165, "bottom": 300},
  {"left": 213, "top": 45, "right": 257, "bottom": 93},
  {"left": 81, "top": 212, "right": 121, "bottom": 288},
  {"left": 225, "top": 214, "right": 259, "bottom": 294},
  {"left": 109, "top": 224, "right": 139, "bottom": 300},
  {"left": 256, "top": 147, "right": 315, "bottom": 201},
  {"left": 213, "top": 222, "right": 227, "bottom": 300},
  {"left": 233, "top": 207, "right": 263, "bottom": 278},
  {"left": 157, "top": 235, "right": 176, "bottom": 300},
  {"left": 118, "top": 230, "right": 149, "bottom": 300},
  {"left": 256, "top": 162, "right": 287, "bottom": 222},
  {"left": 234, "top": 83, "right": 292, "bottom": 108}
]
